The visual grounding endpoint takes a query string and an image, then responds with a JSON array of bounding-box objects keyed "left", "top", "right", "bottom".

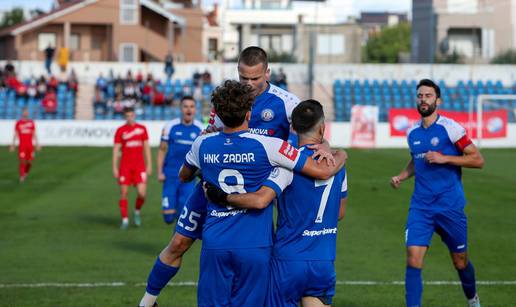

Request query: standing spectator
[
  {"left": 44, "top": 44, "right": 55, "bottom": 74},
  {"left": 192, "top": 70, "right": 201, "bottom": 87},
  {"left": 57, "top": 47, "right": 69, "bottom": 72},
  {"left": 37, "top": 76, "right": 47, "bottom": 99},
  {"left": 277, "top": 67, "right": 288, "bottom": 89},
  {"left": 164, "top": 53, "right": 175, "bottom": 80}
]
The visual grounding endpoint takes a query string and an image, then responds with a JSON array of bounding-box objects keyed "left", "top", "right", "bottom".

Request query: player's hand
[
  {"left": 203, "top": 181, "right": 229, "bottom": 206},
  {"left": 202, "top": 125, "right": 222, "bottom": 135},
  {"left": 113, "top": 168, "right": 119, "bottom": 179},
  {"left": 36, "top": 145, "right": 42, "bottom": 151},
  {"left": 9, "top": 145, "right": 15, "bottom": 152},
  {"left": 308, "top": 143, "right": 336, "bottom": 166},
  {"left": 390, "top": 176, "right": 402, "bottom": 189},
  {"left": 425, "top": 151, "right": 447, "bottom": 164},
  {"left": 146, "top": 166, "right": 153, "bottom": 176},
  {"left": 158, "top": 172, "right": 166, "bottom": 182}
]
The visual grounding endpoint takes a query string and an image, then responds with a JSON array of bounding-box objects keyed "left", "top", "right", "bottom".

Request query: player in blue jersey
[
  {"left": 139, "top": 47, "right": 331, "bottom": 306},
  {"left": 390, "top": 79, "right": 484, "bottom": 307},
  {"left": 204, "top": 99, "right": 348, "bottom": 307},
  {"left": 180, "top": 81, "right": 346, "bottom": 306},
  {"left": 157, "top": 96, "right": 204, "bottom": 224}
]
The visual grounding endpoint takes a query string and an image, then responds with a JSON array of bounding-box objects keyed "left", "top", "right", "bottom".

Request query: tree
[
  {"left": 362, "top": 23, "right": 411, "bottom": 63},
  {"left": 490, "top": 50, "right": 516, "bottom": 64},
  {"left": 0, "top": 7, "right": 25, "bottom": 30}
]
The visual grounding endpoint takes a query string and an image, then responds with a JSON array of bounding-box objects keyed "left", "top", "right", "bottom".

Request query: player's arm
[
  {"left": 9, "top": 128, "right": 18, "bottom": 152},
  {"left": 112, "top": 143, "right": 121, "bottom": 178},
  {"left": 300, "top": 150, "right": 347, "bottom": 180},
  {"left": 178, "top": 163, "right": 198, "bottom": 182},
  {"left": 143, "top": 140, "right": 152, "bottom": 176},
  {"left": 390, "top": 158, "right": 414, "bottom": 189},
  {"left": 338, "top": 198, "right": 347, "bottom": 221},
  {"left": 204, "top": 182, "right": 277, "bottom": 210},
  {"left": 156, "top": 141, "right": 168, "bottom": 181},
  {"left": 33, "top": 129, "right": 41, "bottom": 151},
  {"left": 425, "top": 143, "right": 484, "bottom": 169}
]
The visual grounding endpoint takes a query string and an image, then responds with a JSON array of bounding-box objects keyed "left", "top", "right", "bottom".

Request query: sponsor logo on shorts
[{"left": 457, "top": 244, "right": 465, "bottom": 249}]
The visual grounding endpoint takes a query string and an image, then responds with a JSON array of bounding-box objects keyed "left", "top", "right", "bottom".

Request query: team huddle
[{"left": 10, "top": 47, "right": 484, "bottom": 307}]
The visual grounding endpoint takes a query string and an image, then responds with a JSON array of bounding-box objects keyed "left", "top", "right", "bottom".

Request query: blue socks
[
  {"left": 458, "top": 261, "right": 477, "bottom": 300},
  {"left": 405, "top": 266, "right": 422, "bottom": 307},
  {"left": 146, "top": 257, "right": 179, "bottom": 296}
]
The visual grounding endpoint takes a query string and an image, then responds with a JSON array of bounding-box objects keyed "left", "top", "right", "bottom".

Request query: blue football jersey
[
  {"left": 161, "top": 119, "right": 204, "bottom": 176},
  {"left": 407, "top": 115, "right": 472, "bottom": 210},
  {"left": 185, "top": 131, "right": 308, "bottom": 249},
  {"left": 272, "top": 146, "right": 348, "bottom": 261}
]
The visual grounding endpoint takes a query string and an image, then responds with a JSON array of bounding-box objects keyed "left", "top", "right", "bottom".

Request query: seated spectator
[
  {"left": 96, "top": 73, "right": 107, "bottom": 91},
  {"left": 42, "top": 90, "right": 58, "bottom": 113},
  {"left": 111, "top": 94, "right": 124, "bottom": 115},
  {"left": 27, "top": 78, "right": 37, "bottom": 98},
  {"left": 193, "top": 70, "right": 201, "bottom": 87},
  {"left": 48, "top": 75, "right": 58, "bottom": 91},
  {"left": 37, "top": 76, "right": 47, "bottom": 99},
  {"left": 93, "top": 89, "right": 107, "bottom": 114},
  {"left": 136, "top": 70, "right": 143, "bottom": 83},
  {"left": 201, "top": 70, "right": 212, "bottom": 85},
  {"left": 152, "top": 86, "right": 165, "bottom": 106},
  {"left": 141, "top": 81, "right": 153, "bottom": 104},
  {"left": 68, "top": 69, "right": 79, "bottom": 95}
]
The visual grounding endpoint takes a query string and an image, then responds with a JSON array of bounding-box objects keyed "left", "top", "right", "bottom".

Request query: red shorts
[
  {"left": 118, "top": 167, "right": 147, "bottom": 186},
  {"left": 18, "top": 147, "right": 34, "bottom": 161}
]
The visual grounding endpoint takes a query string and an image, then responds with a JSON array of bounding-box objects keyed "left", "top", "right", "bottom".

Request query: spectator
[
  {"left": 68, "top": 69, "right": 78, "bottom": 95},
  {"left": 152, "top": 85, "right": 165, "bottom": 106},
  {"left": 193, "top": 70, "right": 201, "bottom": 87},
  {"left": 277, "top": 68, "right": 288, "bottom": 89},
  {"left": 164, "top": 53, "right": 175, "bottom": 79},
  {"left": 37, "top": 76, "right": 47, "bottom": 99},
  {"left": 42, "top": 90, "right": 58, "bottom": 113},
  {"left": 5, "top": 61, "right": 15, "bottom": 75},
  {"left": 57, "top": 47, "right": 69, "bottom": 72},
  {"left": 201, "top": 70, "right": 212, "bottom": 85},
  {"left": 94, "top": 88, "right": 107, "bottom": 113},
  {"left": 44, "top": 44, "right": 55, "bottom": 74},
  {"left": 96, "top": 73, "right": 107, "bottom": 92}
]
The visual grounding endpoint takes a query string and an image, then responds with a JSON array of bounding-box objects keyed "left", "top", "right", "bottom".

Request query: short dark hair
[
  {"left": 211, "top": 80, "right": 254, "bottom": 128},
  {"left": 181, "top": 95, "right": 195, "bottom": 104},
  {"left": 417, "top": 79, "right": 441, "bottom": 98},
  {"left": 292, "top": 99, "right": 325, "bottom": 135},
  {"left": 238, "top": 46, "right": 268, "bottom": 70},
  {"left": 123, "top": 106, "right": 135, "bottom": 114}
]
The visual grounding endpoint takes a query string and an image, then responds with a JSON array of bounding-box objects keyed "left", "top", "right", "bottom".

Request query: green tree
[
  {"left": 490, "top": 49, "right": 516, "bottom": 64},
  {"left": 362, "top": 23, "right": 411, "bottom": 63},
  {"left": 0, "top": 7, "right": 25, "bottom": 30}
]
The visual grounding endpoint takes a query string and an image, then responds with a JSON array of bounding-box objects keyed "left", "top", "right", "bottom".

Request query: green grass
[{"left": 1, "top": 147, "right": 515, "bottom": 306}]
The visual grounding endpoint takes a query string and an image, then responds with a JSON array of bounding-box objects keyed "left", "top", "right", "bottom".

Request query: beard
[{"left": 417, "top": 102, "right": 436, "bottom": 117}]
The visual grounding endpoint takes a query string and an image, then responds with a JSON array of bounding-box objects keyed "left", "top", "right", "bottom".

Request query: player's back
[
  {"left": 162, "top": 119, "right": 203, "bottom": 175},
  {"left": 187, "top": 130, "right": 303, "bottom": 250},
  {"left": 407, "top": 115, "right": 468, "bottom": 208},
  {"left": 273, "top": 146, "right": 347, "bottom": 261}
]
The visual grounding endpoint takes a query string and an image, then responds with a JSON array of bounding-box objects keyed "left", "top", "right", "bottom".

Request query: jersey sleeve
[
  {"left": 114, "top": 128, "right": 122, "bottom": 144},
  {"left": 340, "top": 168, "right": 348, "bottom": 198},
  {"left": 262, "top": 167, "right": 293, "bottom": 197},
  {"left": 142, "top": 126, "right": 149, "bottom": 141},
  {"left": 161, "top": 123, "right": 172, "bottom": 142},
  {"left": 263, "top": 136, "right": 307, "bottom": 171},
  {"left": 443, "top": 119, "right": 472, "bottom": 152},
  {"left": 284, "top": 95, "right": 300, "bottom": 124},
  {"left": 185, "top": 136, "right": 203, "bottom": 169}
]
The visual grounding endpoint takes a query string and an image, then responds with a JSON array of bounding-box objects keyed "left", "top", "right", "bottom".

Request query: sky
[{"left": 0, "top": 0, "right": 412, "bottom": 16}]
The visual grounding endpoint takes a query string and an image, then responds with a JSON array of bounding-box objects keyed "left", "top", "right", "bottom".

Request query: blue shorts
[
  {"left": 266, "top": 258, "right": 336, "bottom": 307},
  {"left": 198, "top": 247, "right": 272, "bottom": 307},
  {"left": 175, "top": 182, "right": 207, "bottom": 240},
  {"left": 162, "top": 177, "right": 196, "bottom": 215},
  {"left": 405, "top": 207, "right": 468, "bottom": 253}
]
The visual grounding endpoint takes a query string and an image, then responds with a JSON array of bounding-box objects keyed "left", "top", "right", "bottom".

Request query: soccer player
[
  {"left": 113, "top": 107, "right": 152, "bottom": 229},
  {"left": 204, "top": 99, "right": 348, "bottom": 307},
  {"left": 390, "top": 79, "right": 484, "bottom": 307},
  {"left": 157, "top": 96, "right": 204, "bottom": 224},
  {"left": 184, "top": 81, "right": 346, "bottom": 306},
  {"left": 139, "top": 46, "right": 330, "bottom": 306},
  {"left": 10, "top": 107, "right": 40, "bottom": 182}
]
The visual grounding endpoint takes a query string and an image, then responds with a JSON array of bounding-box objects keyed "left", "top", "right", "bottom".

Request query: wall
[{"left": 1, "top": 120, "right": 515, "bottom": 148}]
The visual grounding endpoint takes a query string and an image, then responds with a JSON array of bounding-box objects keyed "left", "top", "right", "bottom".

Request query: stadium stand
[
  {"left": 0, "top": 66, "right": 77, "bottom": 120},
  {"left": 333, "top": 79, "right": 516, "bottom": 122},
  {"left": 93, "top": 70, "right": 213, "bottom": 121}
]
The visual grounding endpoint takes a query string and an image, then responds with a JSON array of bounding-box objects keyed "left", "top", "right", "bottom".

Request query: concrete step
[{"left": 76, "top": 82, "right": 94, "bottom": 120}]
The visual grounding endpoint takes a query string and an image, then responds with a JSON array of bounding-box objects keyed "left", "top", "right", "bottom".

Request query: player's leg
[
  {"left": 405, "top": 208, "right": 434, "bottom": 307},
  {"left": 119, "top": 184, "right": 130, "bottom": 229},
  {"left": 175, "top": 181, "right": 196, "bottom": 219},
  {"left": 134, "top": 181, "right": 147, "bottom": 227},
  {"left": 436, "top": 208, "right": 480, "bottom": 306},
  {"left": 301, "top": 260, "right": 336, "bottom": 307},
  {"left": 24, "top": 149, "right": 34, "bottom": 177},
  {"left": 139, "top": 232, "right": 195, "bottom": 307},
  {"left": 18, "top": 149, "right": 27, "bottom": 181},
  {"left": 161, "top": 177, "right": 178, "bottom": 224},
  {"left": 231, "top": 247, "right": 272, "bottom": 306}
]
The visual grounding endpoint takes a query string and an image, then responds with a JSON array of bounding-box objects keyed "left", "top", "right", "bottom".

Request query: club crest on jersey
[
  {"left": 190, "top": 132, "right": 197, "bottom": 139},
  {"left": 261, "top": 109, "right": 274, "bottom": 122},
  {"left": 279, "top": 141, "right": 298, "bottom": 161},
  {"left": 430, "top": 137, "right": 439, "bottom": 146}
]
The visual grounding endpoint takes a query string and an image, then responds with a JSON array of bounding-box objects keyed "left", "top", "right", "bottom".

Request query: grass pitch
[{"left": 0, "top": 147, "right": 515, "bottom": 306}]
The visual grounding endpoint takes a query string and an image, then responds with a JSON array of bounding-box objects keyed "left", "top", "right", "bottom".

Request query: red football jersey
[
  {"left": 114, "top": 123, "right": 149, "bottom": 168},
  {"left": 15, "top": 119, "right": 35, "bottom": 148}
]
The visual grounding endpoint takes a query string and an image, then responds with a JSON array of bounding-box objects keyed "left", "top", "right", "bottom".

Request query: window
[
  {"left": 447, "top": 0, "right": 478, "bottom": 13},
  {"left": 208, "top": 38, "right": 218, "bottom": 61},
  {"left": 317, "top": 34, "right": 345, "bottom": 55},
  {"left": 120, "top": 0, "right": 138, "bottom": 25},
  {"left": 119, "top": 43, "right": 137, "bottom": 62},
  {"left": 70, "top": 33, "right": 80, "bottom": 50},
  {"left": 38, "top": 33, "right": 56, "bottom": 51}
]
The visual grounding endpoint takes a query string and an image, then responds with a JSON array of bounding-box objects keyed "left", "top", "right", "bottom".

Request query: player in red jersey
[
  {"left": 113, "top": 107, "right": 152, "bottom": 229},
  {"left": 10, "top": 107, "right": 40, "bottom": 182}
]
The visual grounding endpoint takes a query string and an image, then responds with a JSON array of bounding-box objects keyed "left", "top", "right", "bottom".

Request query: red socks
[
  {"left": 136, "top": 197, "right": 145, "bottom": 210},
  {"left": 25, "top": 163, "right": 32, "bottom": 175},
  {"left": 119, "top": 199, "right": 128, "bottom": 218},
  {"left": 19, "top": 162, "right": 26, "bottom": 178}
]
